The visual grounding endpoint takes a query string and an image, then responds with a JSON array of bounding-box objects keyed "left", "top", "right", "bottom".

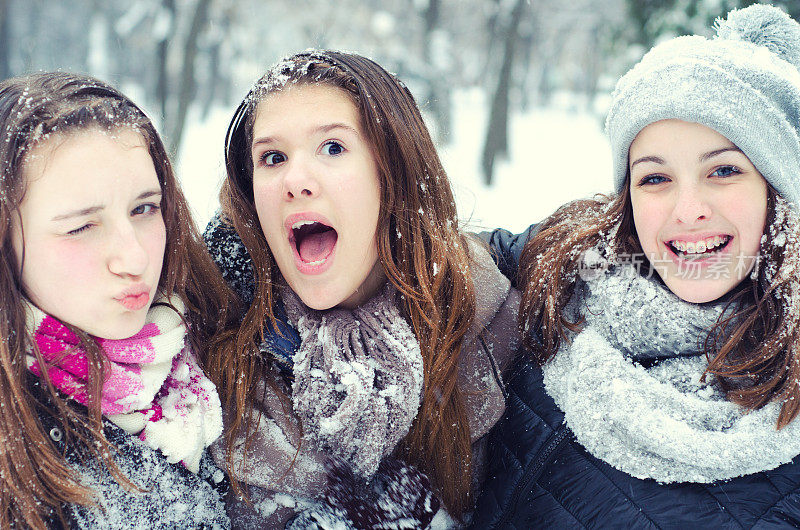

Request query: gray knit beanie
[{"left": 606, "top": 4, "right": 800, "bottom": 204}]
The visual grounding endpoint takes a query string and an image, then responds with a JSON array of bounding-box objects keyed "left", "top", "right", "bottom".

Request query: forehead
[
  {"left": 252, "top": 84, "right": 361, "bottom": 132},
  {"left": 632, "top": 119, "right": 734, "bottom": 150},
  {"left": 20, "top": 128, "right": 156, "bottom": 205},
  {"left": 23, "top": 127, "right": 149, "bottom": 176}
]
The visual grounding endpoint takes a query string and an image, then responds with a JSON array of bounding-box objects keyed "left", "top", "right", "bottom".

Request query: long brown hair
[
  {"left": 0, "top": 72, "right": 235, "bottom": 529},
  {"left": 518, "top": 177, "right": 800, "bottom": 429},
  {"left": 205, "top": 51, "right": 478, "bottom": 517}
]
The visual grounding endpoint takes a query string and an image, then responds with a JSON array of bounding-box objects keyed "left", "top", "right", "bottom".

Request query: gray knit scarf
[
  {"left": 544, "top": 263, "right": 800, "bottom": 484},
  {"left": 282, "top": 284, "right": 424, "bottom": 479}
]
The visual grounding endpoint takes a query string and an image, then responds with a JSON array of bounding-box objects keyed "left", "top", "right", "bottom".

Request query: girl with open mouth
[
  {"left": 204, "top": 51, "right": 521, "bottom": 528},
  {"left": 471, "top": 5, "right": 800, "bottom": 529}
]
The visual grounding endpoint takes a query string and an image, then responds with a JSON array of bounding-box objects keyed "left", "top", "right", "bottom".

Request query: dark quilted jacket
[
  {"left": 471, "top": 225, "right": 800, "bottom": 529},
  {"left": 31, "top": 378, "right": 230, "bottom": 529}
]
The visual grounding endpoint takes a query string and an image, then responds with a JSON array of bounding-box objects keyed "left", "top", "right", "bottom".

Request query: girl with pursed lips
[{"left": 0, "top": 72, "right": 235, "bottom": 529}]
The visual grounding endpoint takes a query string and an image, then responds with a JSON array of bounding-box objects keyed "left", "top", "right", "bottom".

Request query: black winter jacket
[
  {"left": 471, "top": 225, "right": 800, "bottom": 529},
  {"left": 32, "top": 380, "right": 229, "bottom": 529}
]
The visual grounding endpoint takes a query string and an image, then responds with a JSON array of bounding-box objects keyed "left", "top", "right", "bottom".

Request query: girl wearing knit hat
[
  {"left": 471, "top": 4, "right": 800, "bottom": 528},
  {"left": 0, "top": 72, "right": 235, "bottom": 528}
]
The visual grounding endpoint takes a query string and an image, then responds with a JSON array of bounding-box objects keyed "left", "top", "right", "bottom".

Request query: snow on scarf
[
  {"left": 283, "top": 283, "right": 424, "bottom": 479},
  {"left": 25, "top": 295, "right": 223, "bottom": 473},
  {"left": 543, "top": 262, "right": 800, "bottom": 484}
]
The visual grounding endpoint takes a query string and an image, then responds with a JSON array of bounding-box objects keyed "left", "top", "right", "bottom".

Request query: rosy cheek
[
  {"left": 253, "top": 180, "right": 282, "bottom": 227},
  {"left": 742, "top": 208, "right": 767, "bottom": 256},
  {"left": 253, "top": 177, "right": 279, "bottom": 201},
  {"left": 631, "top": 201, "right": 660, "bottom": 252},
  {"left": 57, "top": 239, "right": 103, "bottom": 275},
  {"left": 23, "top": 238, "right": 102, "bottom": 305},
  {"left": 143, "top": 219, "right": 167, "bottom": 262}
]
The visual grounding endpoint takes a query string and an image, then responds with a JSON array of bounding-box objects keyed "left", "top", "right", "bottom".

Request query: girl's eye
[
  {"left": 321, "top": 141, "right": 344, "bottom": 156},
  {"left": 132, "top": 203, "right": 161, "bottom": 216},
  {"left": 260, "top": 152, "right": 286, "bottom": 166},
  {"left": 638, "top": 174, "right": 669, "bottom": 186},
  {"left": 710, "top": 165, "right": 741, "bottom": 178},
  {"left": 67, "top": 224, "right": 92, "bottom": 236}
]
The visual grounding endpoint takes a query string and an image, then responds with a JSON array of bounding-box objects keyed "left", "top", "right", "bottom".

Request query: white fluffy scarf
[{"left": 543, "top": 264, "right": 800, "bottom": 483}]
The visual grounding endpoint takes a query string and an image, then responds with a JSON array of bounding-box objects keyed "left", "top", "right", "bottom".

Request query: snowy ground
[{"left": 177, "top": 88, "right": 613, "bottom": 234}]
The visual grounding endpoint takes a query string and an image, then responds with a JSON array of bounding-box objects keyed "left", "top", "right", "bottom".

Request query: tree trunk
[
  {"left": 423, "top": 0, "right": 440, "bottom": 48},
  {"left": 517, "top": 21, "right": 536, "bottom": 111},
  {"left": 88, "top": 1, "right": 111, "bottom": 80},
  {"left": 157, "top": 0, "right": 175, "bottom": 124},
  {"left": 422, "top": 0, "right": 451, "bottom": 144},
  {"left": 0, "top": 0, "right": 10, "bottom": 79},
  {"left": 481, "top": 0, "right": 503, "bottom": 80},
  {"left": 21, "top": 0, "right": 36, "bottom": 71},
  {"left": 583, "top": 23, "right": 601, "bottom": 111},
  {"left": 201, "top": 40, "right": 219, "bottom": 121},
  {"left": 168, "top": 0, "right": 211, "bottom": 158},
  {"left": 481, "top": 0, "right": 527, "bottom": 185},
  {"left": 201, "top": 6, "right": 231, "bottom": 120}
]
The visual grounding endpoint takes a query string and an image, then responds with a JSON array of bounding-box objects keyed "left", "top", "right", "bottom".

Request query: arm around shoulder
[{"left": 476, "top": 223, "right": 541, "bottom": 287}]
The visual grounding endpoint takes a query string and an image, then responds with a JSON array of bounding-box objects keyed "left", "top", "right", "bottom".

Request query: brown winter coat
[{"left": 211, "top": 239, "right": 520, "bottom": 526}]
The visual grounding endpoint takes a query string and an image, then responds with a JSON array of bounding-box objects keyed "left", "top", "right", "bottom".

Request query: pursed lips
[{"left": 114, "top": 282, "right": 151, "bottom": 311}]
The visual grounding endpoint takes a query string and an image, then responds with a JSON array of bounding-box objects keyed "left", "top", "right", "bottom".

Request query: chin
[
  {"left": 92, "top": 319, "right": 149, "bottom": 341},
  {"left": 291, "top": 282, "right": 346, "bottom": 311},
  {"left": 301, "top": 298, "right": 338, "bottom": 311},
  {"left": 662, "top": 278, "right": 732, "bottom": 304}
]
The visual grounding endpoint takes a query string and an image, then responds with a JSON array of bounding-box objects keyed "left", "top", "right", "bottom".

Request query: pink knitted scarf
[{"left": 25, "top": 296, "right": 223, "bottom": 472}]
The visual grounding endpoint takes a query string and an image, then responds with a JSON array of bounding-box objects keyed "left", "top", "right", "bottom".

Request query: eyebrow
[
  {"left": 630, "top": 155, "right": 665, "bottom": 168},
  {"left": 630, "top": 146, "right": 744, "bottom": 169},
  {"left": 252, "top": 122, "right": 360, "bottom": 148},
  {"left": 699, "top": 146, "right": 742, "bottom": 161},
  {"left": 51, "top": 189, "right": 162, "bottom": 221}
]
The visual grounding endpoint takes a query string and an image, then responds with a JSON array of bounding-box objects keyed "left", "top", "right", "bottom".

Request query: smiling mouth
[
  {"left": 290, "top": 220, "right": 338, "bottom": 265},
  {"left": 667, "top": 235, "right": 732, "bottom": 261}
]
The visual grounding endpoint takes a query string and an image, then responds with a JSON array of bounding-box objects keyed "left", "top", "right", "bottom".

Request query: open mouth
[
  {"left": 667, "top": 235, "right": 732, "bottom": 261},
  {"left": 290, "top": 220, "right": 338, "bottom": 265}
]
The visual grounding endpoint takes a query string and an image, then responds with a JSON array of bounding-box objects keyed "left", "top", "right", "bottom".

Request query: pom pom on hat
[
  {"left": 605, "top": 4, "right": 800, "bottom": 204},
  {"left": 716, "top": 4, "right": 800, "bottom": 70}
]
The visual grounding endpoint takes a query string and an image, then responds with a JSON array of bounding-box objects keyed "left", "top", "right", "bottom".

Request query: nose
[
  {"left": 672, "top": 182, "right": 711, "bottom": 225},
  {"left": 107, "top": 221, "right": 149, "bottom": 277},
  {"left": 282, "top": 157, "right": 319, "bottom": 200}
]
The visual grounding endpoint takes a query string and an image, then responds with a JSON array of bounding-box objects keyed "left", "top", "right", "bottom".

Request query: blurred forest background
[{"left": 1, "top": 0, "right": 796, "bottom": 229}]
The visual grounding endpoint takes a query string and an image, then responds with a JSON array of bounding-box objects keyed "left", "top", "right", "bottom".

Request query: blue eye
[
  {"left": 261, "top": 152, "right": 286, "bottom": 166},
  {"left": 710, "top": 165, "right": 741, "bottom": 178},
  {"left": 132, "top": 203, "right": 160, "bottom": 216},
  {"left": 638, "top": 174, "right": 669, "bottom": 186},
  {"left": 322, "top": 141, "right": 344, "bottom": 156}
]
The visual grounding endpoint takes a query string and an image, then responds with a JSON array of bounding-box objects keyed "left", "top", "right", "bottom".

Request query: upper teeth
[
  {"left": 672, "top": 236, "right": 728, "bottom": 253},
  {"left": 292, "top": 220, "right": 316, "bottom": 230}
]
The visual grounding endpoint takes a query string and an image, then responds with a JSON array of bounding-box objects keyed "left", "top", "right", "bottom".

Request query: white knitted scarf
[{"left": 543, "top": 264, "right": 800, "bottom": 483}]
